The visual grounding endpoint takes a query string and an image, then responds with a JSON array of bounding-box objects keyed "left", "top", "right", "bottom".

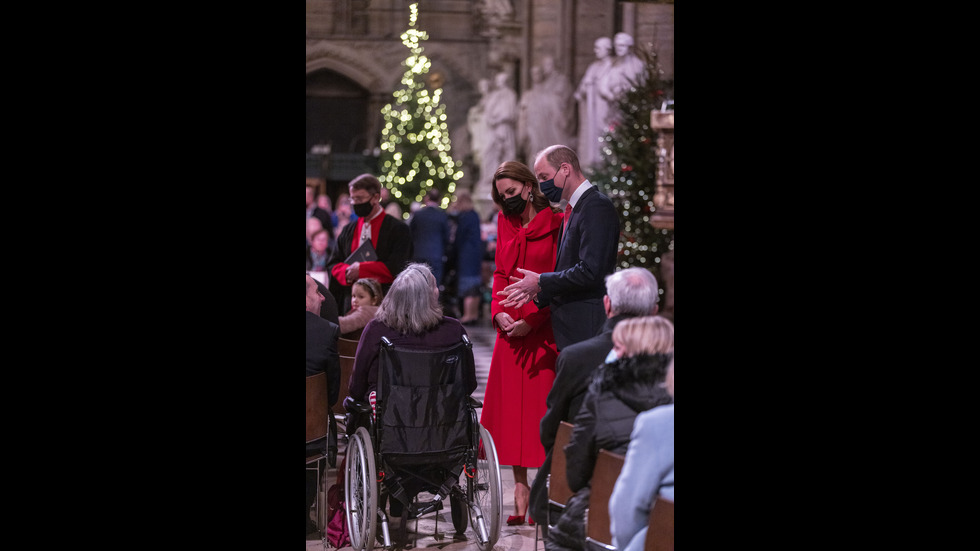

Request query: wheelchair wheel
[
  {"left": 345, "top": 426, "right": 378, "bottom": 551},
  {"left": 469, "top": 424, "right": 502, "bottom": 551}
]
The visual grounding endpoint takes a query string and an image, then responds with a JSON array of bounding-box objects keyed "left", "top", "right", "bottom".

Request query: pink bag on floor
[
  {"left": 326, "top": 458, "right": 350, "bottom": 548},
  {"left": 326, "top": 494, "right": 349, "bottom": 548}
]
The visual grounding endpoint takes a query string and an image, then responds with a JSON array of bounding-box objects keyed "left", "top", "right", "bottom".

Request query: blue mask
[
  {"left": 604, "top": 349, "right": 618, "bottom": 364},
  {"left": 538, "top": 173, "right": 564, "bottom": 203}
]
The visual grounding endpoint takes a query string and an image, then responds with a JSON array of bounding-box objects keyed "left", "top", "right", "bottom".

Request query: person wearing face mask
[
  {"left": 480, "top": 160, "right": 563, "bottom": 526},
  {"left": 326, "top": 173, "right": 413, "bottom": 313},
  {"left": 498, "top": 144, "right": 620, "bottom": 352},
  {"left": 528, "top": 266, "right": 660, "bottom": 535}
]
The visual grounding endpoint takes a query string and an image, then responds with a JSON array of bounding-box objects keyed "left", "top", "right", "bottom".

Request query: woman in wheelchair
[
  {"left": 344, "top": 263, "right": 490, "bottom": 546},
  {"left": 348, "top": 262, "right": 477, "bottom": 421}
]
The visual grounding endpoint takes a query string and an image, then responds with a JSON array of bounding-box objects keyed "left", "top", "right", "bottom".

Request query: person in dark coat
[
  {"left": 497, "top": 145, "right": 620, "bottom": 352},
  {"left": 529, "top": 266, "right": 659, "bottom": 531},
  {"left": 326, "top": 174, "right": 413, "bottom": 313},
  {"left": 409, "top": 188, "right": 450, "bottom": 286},
  {"left": 306, "top": 273, "right": 341, "bottom": 535},
  {"left": 545, "top": 316, "right": 674, "bottom": 551}
]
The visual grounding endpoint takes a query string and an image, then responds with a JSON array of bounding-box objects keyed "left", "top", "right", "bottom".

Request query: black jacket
[
  {"left": 529, "top": 314, "right": 629, "bottom": 525},
  {"left": 306, "top": 310, "right": 341, "bottom": 406},
  {"left": 545, "top": 353, "right": 673, "bottom": 551},
  {"left": 565, "top": 353, "right": 674, "bottom": 490}
]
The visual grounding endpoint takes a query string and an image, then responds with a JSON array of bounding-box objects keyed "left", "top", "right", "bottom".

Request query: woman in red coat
[{"left": 480, "top": 160, "right": 562, "bottom": 525}]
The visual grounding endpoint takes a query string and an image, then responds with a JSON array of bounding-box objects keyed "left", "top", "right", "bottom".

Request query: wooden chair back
[
  {"left": 548, "top": 421, "right": 575, "bottom": 507},
  {"left": 338, "top": 336, "right": 359, "bottom": 358},
  {"left": 643, "top": 496, "right": 674, "bottom": 551},
  {"left": 306, "top": 372, "right": 329, "bottom": 449},
  {"left": 332, "top": 354, "right": 355, "bottom": 416},
  {"left": 585, "top": 449, "right": 625, "bottom": 550}
]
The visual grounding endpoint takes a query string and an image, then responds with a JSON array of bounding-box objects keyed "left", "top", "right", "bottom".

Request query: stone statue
[
  {"left": 482, "top": 0, "right": 513, "bottom": 20},
  {"left": 518, "top": 66, "right": 568, "bottom": 164},
  {"left": 477, "top": 71, "right": 518, "bottom": 201},
  {"left": 598, "top": 32, "right": 648, "bottom": 126},
  {"left": 574, "top": 37, "right": 615, "bottom": 169},
  {"left": 539, "top": 55, "right": 576, "bottom": 148},
  {"left": 466, "top": 78, "right": 491, "bottom": 169}
]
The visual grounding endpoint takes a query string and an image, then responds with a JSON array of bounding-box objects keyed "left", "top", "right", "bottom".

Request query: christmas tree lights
[{"left": 379, "top": 2, "right": 463, "bottom": 215}]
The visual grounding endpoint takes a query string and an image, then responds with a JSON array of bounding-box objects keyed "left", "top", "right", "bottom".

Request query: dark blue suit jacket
[
  {"left": 536, "top": 184, "right": 619, "bottom": 351},
  {"left": 306, "top": 310, "right": 341, "bottom": 406}
]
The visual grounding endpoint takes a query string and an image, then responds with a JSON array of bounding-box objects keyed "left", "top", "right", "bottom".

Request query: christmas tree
[
  {"left": 591, "top": 43, "right": 674, "bottom": 302},
  {"left": 378, "top": 2, "right": 463, "bottom": 215}
]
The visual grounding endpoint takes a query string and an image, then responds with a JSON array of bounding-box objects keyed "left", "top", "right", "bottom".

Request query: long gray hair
[{"left": 375, "top": 263, "right": 444, "bottom": 334}]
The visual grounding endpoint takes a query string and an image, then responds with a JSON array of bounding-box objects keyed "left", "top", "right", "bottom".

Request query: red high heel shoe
[{"left": 505, "top": 514, "right": 536, "bottom": 526}]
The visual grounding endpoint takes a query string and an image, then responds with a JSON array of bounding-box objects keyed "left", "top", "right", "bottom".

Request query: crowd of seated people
[
  {"left": 546, "top": 315, "right": 674, "bottom": 551},
  {"left": 307, "top": 180, "right": 674, "bottom": 547}
]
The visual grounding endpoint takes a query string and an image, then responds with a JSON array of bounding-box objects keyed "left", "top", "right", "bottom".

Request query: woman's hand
[{"left": 505, "top": 319, "right": 531, "bottom": 338}]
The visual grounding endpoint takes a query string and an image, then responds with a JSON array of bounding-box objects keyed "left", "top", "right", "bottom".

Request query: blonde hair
[{"left": 612, "top": 316, "right": 674, "bottom": 357}]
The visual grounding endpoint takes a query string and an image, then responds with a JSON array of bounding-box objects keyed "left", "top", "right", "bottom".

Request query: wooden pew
[
  {"left": 644, "top": 496, "right": 674, "bottom": 551},
  {"left": 584, "top": 449, "right": 625, "bottom": 551}
]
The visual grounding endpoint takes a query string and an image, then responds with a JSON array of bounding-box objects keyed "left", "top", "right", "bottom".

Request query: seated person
[
  {"left": 546, "top": 316, "right": 674, "bottom": 551},
  {"left": 610, "top": 357, "right": 674, "bottom": 551},
  {"left": 349, "top": 263, "right": 476, "bottom": 417},
  {"left": 306, "top": 273, "right": 341, "bottom": 536},
  {"left": 338, "top": 277, "right": 384, "bottom": 340},
  {"left": 347, "top": 262, "right": 477, "bottom": 523}
]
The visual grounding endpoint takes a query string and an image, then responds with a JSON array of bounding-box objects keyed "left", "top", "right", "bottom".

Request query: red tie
[{"left": 563, "top": 203, "right": 572, "bottom": 233}]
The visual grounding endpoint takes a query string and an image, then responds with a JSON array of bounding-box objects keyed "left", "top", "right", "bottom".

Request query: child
[{"left": 338, "top": 278, "right": 384, "bottom": 339}]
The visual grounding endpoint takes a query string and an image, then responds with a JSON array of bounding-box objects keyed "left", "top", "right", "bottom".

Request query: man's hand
[
  {"left": 345, "top": 262, "right": 361, "bottom": 285},
  {"left": 497, "top": 268, "right": 541, "bottom": 308}
]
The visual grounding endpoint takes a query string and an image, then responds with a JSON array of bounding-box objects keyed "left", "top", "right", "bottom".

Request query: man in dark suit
[
  {"left": 307, "top": 273, "right": 341, "bottom": 535},
  {"left": 326, "top": 173, "right": 413, "bottom": 313},
  {"left": 527, "top": 267, "right": 659, "bottom": 532},
  {"left": 498, "top": 144, "right": 620, "bottom": 351},
  {"left": 409, "top": 188, "right": 450, "bottom": 286},
  {"left": 311, "top": 276, "right": 339, "bottom": 326}
]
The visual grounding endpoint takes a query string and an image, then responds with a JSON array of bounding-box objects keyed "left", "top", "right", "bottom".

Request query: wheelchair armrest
[
  {"left": 344, "top": 396, "right": 372, "bottom": 414},
  {"left": 467, "top": 396, "right": 483, "bottom": 409}
]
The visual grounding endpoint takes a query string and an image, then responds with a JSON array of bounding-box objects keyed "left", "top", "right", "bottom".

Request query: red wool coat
[{"left": 479, "top": 207, "right": 562, "bottom": 468}]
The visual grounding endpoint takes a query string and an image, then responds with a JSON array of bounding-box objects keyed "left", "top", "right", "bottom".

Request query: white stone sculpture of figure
[
  {"left": 482, "top": 0, "right": 513, "bottom": 19},
  {"left": 518, "top": 66, "right": 568, "bottom": 164},
  {"left": 574, "top": 37, "right": 614, "bottom": 169},
  {"left": 598, "top": 32, "right": 648, "bottom": 125},
  {"left": 467, "top": 78, "right": 491, "bottom": 168},
  {"left": 539, "top": 55, "right": 576, "bottom": 147},
  {"left": 478, "top": 71, "right": 518, "bottom": 200}
]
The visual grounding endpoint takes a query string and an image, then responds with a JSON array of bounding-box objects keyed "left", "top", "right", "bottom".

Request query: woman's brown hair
[{"left": 489, "top": 161, "right": 561, "bottom": 215}]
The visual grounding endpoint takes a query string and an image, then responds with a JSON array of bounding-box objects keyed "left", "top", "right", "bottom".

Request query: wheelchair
[{"left": 343, "top": 334, "right": 502, "bottom": 550}]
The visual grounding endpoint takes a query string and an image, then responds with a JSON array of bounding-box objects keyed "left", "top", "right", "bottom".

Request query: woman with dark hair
[{"left": 480, "top": 160, "right": 563, "bottom": 525}]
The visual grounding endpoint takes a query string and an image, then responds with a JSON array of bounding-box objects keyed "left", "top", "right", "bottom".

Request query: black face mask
[
  {"left": 502, "top": 185, "right": 527, "bottom": 216},
  {"left": 539, "top": 175, "right": 563, "bottom": 203},
  {"left": 352, "top": 201, "right": 374, "bottom": 218}
]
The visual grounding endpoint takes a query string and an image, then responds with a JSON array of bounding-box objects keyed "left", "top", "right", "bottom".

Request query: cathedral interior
[{"left": 306, "top": 0, "right": 674, "bottom": 216}]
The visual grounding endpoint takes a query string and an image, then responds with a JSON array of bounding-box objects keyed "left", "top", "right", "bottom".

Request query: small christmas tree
[
  {"left": 378, "top": 2, "right": 463, "bottom": 215},
  {"left": 591, "top": 44, "right": 674, "bottom": 302}
]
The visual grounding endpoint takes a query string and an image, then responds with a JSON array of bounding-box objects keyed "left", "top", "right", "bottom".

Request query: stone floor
[
  {"left": 307, "top": 464, "right": 542, "bottom": 551},
  {"left": 309, "top": 316, "right": 545, "bottom": 551}
]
